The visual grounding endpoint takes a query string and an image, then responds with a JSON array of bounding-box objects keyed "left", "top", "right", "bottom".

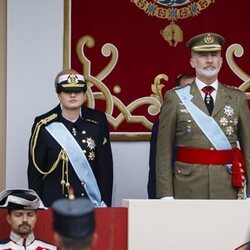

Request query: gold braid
[{"left": 30, "top": 113, "right": 65, "bottom": 177}]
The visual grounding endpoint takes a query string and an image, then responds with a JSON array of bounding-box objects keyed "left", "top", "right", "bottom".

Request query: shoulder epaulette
[
  {"left": 86, "top": 118, "right": 99, "bottom": 124},
  {"left": 222, "top": 84, "right": 241, "bottom": 91},
  {"left": 172, "top": 84, "right": 190, "bottom": 91},
  {"left": 38, "top": 113, "right": 58, "bottom": 126},
  {"left": 30, "top": 112, "right": 66, "bottom": 177},
  {"left": 172, "top": 86, "right": 179, "bottom": 90}
]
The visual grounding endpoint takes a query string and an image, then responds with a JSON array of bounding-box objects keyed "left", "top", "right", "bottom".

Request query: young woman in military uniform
[{"left": 28, "top": 70, "right": 113, "bottom": 207}]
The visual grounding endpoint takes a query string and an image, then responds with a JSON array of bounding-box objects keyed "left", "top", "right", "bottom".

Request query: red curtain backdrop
[{"left": 70, "top": 0, "right": 250, "bottom": 136}]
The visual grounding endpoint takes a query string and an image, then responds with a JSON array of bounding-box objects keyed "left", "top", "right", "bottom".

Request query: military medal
[
  {"left": 205, "top": 94, "right": 211, "bottom": 104},
  {"left": 88, "top": 151, "right": 95, "bottom": 161},
  {"left": 86, "top": 137, "right": 96, "bottom": 150},
  {"left": 220, "top": 106, "right": 237, "bottom": 136},
  {"left": 226, "top": 126, "right": 234, "bottom": 136},
  {"left": 72, "top": 127, "right": 77, "bottom": 136},
  {"left": 202, "top": 86, "right": 215, "bottom": 104},
  {"left": 224, "top": 105, "right": 234, "bottom": 117},
  {"left": 219, "top": 117, "right": 228, "bottom": 127}
]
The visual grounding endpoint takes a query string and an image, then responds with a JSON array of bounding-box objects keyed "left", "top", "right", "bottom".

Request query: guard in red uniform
[{"left": 0, "top": 189, "right": 56, "bottom": 250}]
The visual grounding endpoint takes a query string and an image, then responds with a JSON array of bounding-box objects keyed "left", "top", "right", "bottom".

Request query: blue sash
[
  {"left": 175, "top": 86, "right": 231, "bottom": 150},
  {"left": 46, "top": 122, "right": 106, "bottom": 207},
  {"left": 175, "top": 87, "right": 246, "bottom": 198}
]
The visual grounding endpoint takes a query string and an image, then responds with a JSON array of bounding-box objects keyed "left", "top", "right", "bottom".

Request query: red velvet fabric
[{"left": 70, "top": 1, "right": 250, "bottom": 133}]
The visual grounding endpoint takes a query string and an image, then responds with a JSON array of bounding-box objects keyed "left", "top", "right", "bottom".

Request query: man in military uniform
[
  {"left": 0, "top": 188, "right": 56, "bottom": 250},
  {"left": 52, "top": 196, "right": 96, "bottom": 250},
  {"left": 148, "top": 73, "right": 195, "bottom": 199},
  {"left": 27, "top": 69, "right": 113, "bottom": 207},
  {"left": 156, "top": 32, "right": 250, "bottom": 199}
]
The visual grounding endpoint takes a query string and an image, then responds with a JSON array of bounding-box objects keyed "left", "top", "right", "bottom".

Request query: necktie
[{"left": 202, "top": 86, "right": 215, "bottom": 115}]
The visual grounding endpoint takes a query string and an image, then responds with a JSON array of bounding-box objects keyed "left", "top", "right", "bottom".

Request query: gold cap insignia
[
  {"left": 204, "top": 34, "right": 214, "bottom": 44},
  {"left": 67, "top": 73, "right": 79, "bottom": 84},
  {"left": 56, "top": 73, "right": 87, "bottom": 93},
  {"left": 186, "top": 32, "right": 225, "bottom": 52}
]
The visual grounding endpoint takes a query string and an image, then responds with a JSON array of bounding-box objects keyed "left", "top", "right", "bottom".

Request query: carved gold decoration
[
  {"left": 151, "top": 74, "right": 168, "bottom": 105},
  {"left": 75, "top": 36, "right": 250, "bottom": 141},
  {"left": 76, "top": 35, "right": 164, "bottom": 133},
  {"left": 226, "top": 44, "right": 250, "bottom": 99},
  {"left": 131, "top": 0, "right": 216, "bottom": 20},
  {"left": 113, "top": 85, "right": 121, "bottom": 94},
  {"left": 160, "top": 21, "right": 183, "bottom": 47},
  {"left": 64, "top": 0, "right": 249, "bottom": 141},
  {"left": 131, "top": 0, "right": 216, "bottom": 47}
]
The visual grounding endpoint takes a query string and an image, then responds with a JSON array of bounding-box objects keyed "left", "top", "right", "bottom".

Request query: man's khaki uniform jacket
[{"left": 156, "top": 82, "right": 250, "bottom": 199}]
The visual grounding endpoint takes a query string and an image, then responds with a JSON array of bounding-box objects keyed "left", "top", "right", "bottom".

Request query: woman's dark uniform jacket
[{"left": 27, "top": 104, "right": 113, "bottom": 207}]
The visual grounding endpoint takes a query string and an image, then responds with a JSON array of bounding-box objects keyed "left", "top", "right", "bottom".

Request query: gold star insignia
[
  {"left": 88, "top": 151, "right": 95, "bottom": 161},
  {"left": 86, "top": 137, "right": 96, "bottom": 150}
]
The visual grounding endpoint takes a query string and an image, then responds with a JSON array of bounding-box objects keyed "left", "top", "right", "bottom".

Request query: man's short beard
[
  {"left": 16, "top": 224, "right": 32, "bottom": 236},
  {"left": 196, "top": 67, "right": 220, "bottom": 78}
]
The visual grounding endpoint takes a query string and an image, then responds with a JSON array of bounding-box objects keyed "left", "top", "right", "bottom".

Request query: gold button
[
  {"left": 210, "top": 147, "right": 214, "bottom": 150},
  {"left": 82, "top": 131, "right": 86, "bottom": 134},
  {"left": 81, "top": 193, "right": 85, "bottom": 197},
  {"left": 82, "top": 139, "right": 86, "bottom": 143},
  {"left": 83, "top": 150, "right": 86, "bottom": 154},
  {"left": 81, "top": 182, "right": 85, "bottom": 185}
]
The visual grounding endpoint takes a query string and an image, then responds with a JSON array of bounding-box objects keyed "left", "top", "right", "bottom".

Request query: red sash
[{"left": 176, "top": 147, "right": 246, "bottom": 188}]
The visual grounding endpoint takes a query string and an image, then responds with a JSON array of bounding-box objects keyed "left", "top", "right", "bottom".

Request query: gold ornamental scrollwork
[
  {"left": 76, "top": 35, "right": 165, "bottom": 137},
  {"left": 226, "top": 44, "right": 250, "bottom": 99},
  {"left": 131, "top": 0, "right": 216, "bottom": 47},
  {"left": 131, "top": 0, "right": 215, "bottom": 20},
  {"left": 75, "top": 36, "right": 250, "bottom": 141}
]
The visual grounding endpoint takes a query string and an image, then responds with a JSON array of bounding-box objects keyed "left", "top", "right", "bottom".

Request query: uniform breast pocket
[
  {"left": 173, "top": 162, "right": 193, "bottom": 198},
  {"left": 174, "top": 163, "right": 191, "bottom": 177}
]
